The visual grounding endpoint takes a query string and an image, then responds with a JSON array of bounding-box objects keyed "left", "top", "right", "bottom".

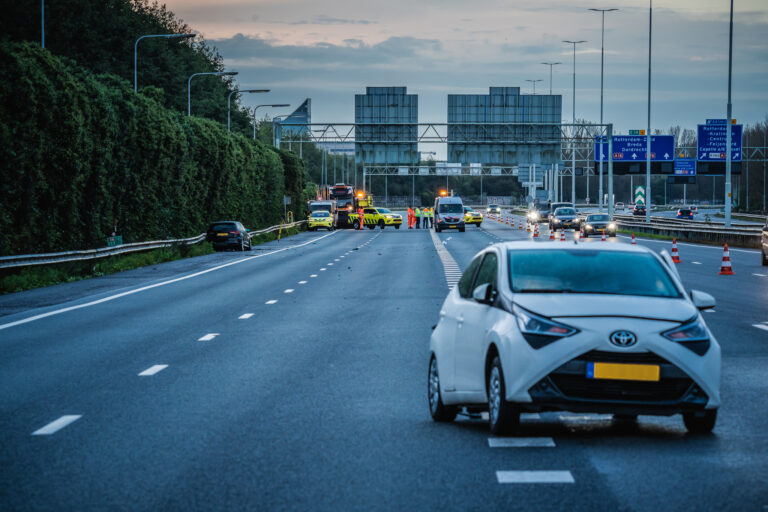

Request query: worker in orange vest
[
  {"left": 407, "top": 207, "right": 414, "bottom": 229},
  {"left": 357, "top": 207, "right": 365, "bottom": 230}
]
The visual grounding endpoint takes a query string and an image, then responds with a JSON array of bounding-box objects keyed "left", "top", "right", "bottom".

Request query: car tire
[
  {"left": 379, "top": 220, "right": 385, "bottom": 230},
  {"left": 459, "top": 227, "right": 465, "bottom": 233},
  {"left": 487, "top": 356, "right": 519, "bottom": 435},
  {"left": 395, "top": 225, "right": 400, "bottom": 230},
  {"left": 428, "top": 356, "right": 458, "bottom": 422},
  {"left": 367, "top": 224, "right": 375, "bottom": 230},
  {"left": 683, "top": 409, "right": 717, "bottom": 434},
  {"left": 435, "top": 226, "right": 441, "bottom": 233},
  {"left": 353, "top": 220, "right": 360, "bottom": 230}
]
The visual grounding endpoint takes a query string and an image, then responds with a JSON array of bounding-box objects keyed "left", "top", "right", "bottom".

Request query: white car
[{"left": 428, "top": 242, "right": 720, "bottom": 435}]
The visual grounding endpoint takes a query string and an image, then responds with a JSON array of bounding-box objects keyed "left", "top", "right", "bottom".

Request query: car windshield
[
  {"left": 311, "top": 212, "right": 330, "bottom": 217},
  {"left": 439, "top": 203, "right": 463, "bottom": 213},
  {"left": 377, "top": 208, "right": 392, "bottom": 213},
  {"left": 210, "top": 223, "right": 237, "bottom": 232},
  {"left": 555, "top": 208, "right": 576, "bottom": 216},
  {"left": 489, "top": 205, "right": 499, "bottom": 208},
  {"left": 507, "top": 249, "right": 681, "bottom": 298},
  {"left": 587, "top": 215, "right": 611, "bottom": 222}
]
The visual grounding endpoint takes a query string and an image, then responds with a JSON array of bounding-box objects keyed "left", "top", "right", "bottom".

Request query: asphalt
[{"left": 1, "top": 219, "right": 766, "bottom": 511}]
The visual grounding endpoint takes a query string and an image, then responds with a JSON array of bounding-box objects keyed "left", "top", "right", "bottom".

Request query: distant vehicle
[
  {"left": 435, "top": 196, "right": 465, "bottom": 232},
  {"left": 428, "top": 242, "right": 720, "bottom": 435},
  {"left": 486, "top": 204, "right": 501, "bottom": 214},
  {"left": 330, "top": 184, "right": 356, "bottom": 228},
  {"left": 309, "top": 200, "right": 337, "bottom": 227},
  {"left": 527, "top": 206, "right": 549, "bottom": 224},
  {"left": 548, "top": 202, "right": 574, "bottom": 223},
  {"left": 633, "top": 204, "right": 647, "bottom": 216},
  {"left": 677, "top": 208, "right": 694, "bottom": 220},
  {"left": 549, "top": 207, "right": 581, "bottom": 231},
  {"left": 762, "top": 218, "right": 768, "bottom": 266},
  {"left": 307, "top": 211, "right": 334, "bottom": 231},
  {"left": 464, "top": 206, "right": 483, "bottom": 226},
  {"left": 615, "top": 202, "right": 625, "bottom": 211},
  {"left": 583, "top": 214, "right": 617, "bottom": 237},
  {"left": 206, "top": 221, "right": 251, "bottom": 251}
]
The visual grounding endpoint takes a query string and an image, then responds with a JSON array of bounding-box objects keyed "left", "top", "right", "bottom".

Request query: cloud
[{"left": 271, "top": 15, "right": 376, "bottom": 25}]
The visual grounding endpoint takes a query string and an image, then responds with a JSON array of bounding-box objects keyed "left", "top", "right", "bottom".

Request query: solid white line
[
  {"left": 0, "top": 231, "right": 340, "bottom": 332},
  {"left": 238, "top": 313, "right": 254, "bottom": 319},
  {"left": 496, "top": 471, "right": 574, "bottom": 484},
  {"left": 198, "top": 333, "right": 219, "bottom": 341},
  {"left": 753, "top": 324, "right": 768, "bottom": 332},
  {"left": 298, "top": 281, "right": 307, "bottom": 285},
  {"left": 32, "top": 415, "right": 82, "bottom": 435},
  {"left": 265, "top": 300, "right": 277, "bottom": 305},
  {"left": 138, "top": 364, "right": 168, "bottom": 376},
  {"left": 489, "top": 437, "right": 555, "bottom": 448},
  {"left": 284, "top": 289, "right": 294, "bottom": 293}
]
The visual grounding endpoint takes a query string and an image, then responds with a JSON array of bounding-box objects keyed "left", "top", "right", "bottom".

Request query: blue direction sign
[
  {"left": 697, "top": 121, "right": 742, "bottom": 161},
  {"left": 674, "top": 158, "right": 696, "bottom": 176},
  {"left": 594, "top": 135, "right": 675, "bottom": 162}
]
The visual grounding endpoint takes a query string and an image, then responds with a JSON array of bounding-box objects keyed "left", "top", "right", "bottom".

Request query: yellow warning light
[
  {"left": 357, "top": 191, "right": 364, "bottom": 198},
  {"left": 440, "top": 190, "right": 448, "bottom": 196}
]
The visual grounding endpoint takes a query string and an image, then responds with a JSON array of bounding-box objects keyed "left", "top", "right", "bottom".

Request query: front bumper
[
  {"left": 553, "top": 221, "right": 580, "bottom": 229},
  {"left": 465, "top": 216, "right": 483, "bottom": 225},
  {"left": 308, "top": 221, "right": 333, "bottom": 229}
]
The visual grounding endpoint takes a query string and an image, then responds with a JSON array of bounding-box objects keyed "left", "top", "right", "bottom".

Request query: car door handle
[{"left": 457, "top": 315, "right": 464, "bottom": 326}]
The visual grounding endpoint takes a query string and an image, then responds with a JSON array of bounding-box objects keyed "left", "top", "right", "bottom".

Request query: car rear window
[
  {"left": 210, "top": 223, "right": 237, "bottom": 232},
  {"left": 679, "top": 209, "right": 691, "bottom": 214},
  {"left": 507, "top": 249, "right": 681, "bottom": 298}
]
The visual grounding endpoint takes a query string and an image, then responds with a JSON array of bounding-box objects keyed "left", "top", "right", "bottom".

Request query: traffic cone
[
  {"left": 518, "top": 220, "right": 523, "bottom": 230},
  {"left": 560, "top": 230, "right": 566, "bottom": 242},
  {"left": 631, "top": 233, "right": 637, "bottom": 245},
  {"left": 579, "top": 229, "right": 584, "bottom": 241},
  {"left": 533, "top": 224, "right": 539, "bottom": 238},
  {"left": 526, "top": 222, "right": 531, "bottom": 232},
  {"left": 601, "top": 231, "right": 607, "bottom": 242},
  {"left": 549, "top": 229, "right": 555, "bottom": 241},
  {"left": 671, "top": 238, "right": 681, "bottom": 263},
  {"left": 718, "top": 243, "right": 735, "bottom": 275}
]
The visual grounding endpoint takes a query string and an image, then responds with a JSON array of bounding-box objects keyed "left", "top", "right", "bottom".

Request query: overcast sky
[{"left": 166, "top": 0, "right": 767, "bottom": 138}]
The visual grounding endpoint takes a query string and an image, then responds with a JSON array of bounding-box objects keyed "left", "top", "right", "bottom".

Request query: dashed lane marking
[
  {"left": 753, "top": 324, "right": 768, "bottom": 332},
  {"left": 266, "top": 300, "right": 278, "bottom": 305},
  {"left": 692, "top": 261, "right": 702, "bottom": 265},
  {"left": 32, "top": 415, "right": 82, "bottom": 436},
  {"left": 138, "top": 364, "right": 168, "bottom": 376},
  {"left": 754, "top": 274, "right": 767, "bottom": 277},
  {"left": 0, "top": 230, "right": 340, "bottom": 332},
  {"left": 489, "top": 438, "right": 555, "bottom": 448},
  {"left": 298, "top": 281, "right": 307, "bottom": 285},
  {"left": 328, "top": 263, "right": 334, "bottom": 266},
  {"left": 320, "top": 268, "right": 327, "bottom": 271},
  {"left": 238, "top": 313, "right": 254, "bottom": 319},
  {"left": 430, "top": 229, "right": 462, "bottom": 289},
  {"left": 284, "top": 289, "right": 294, "bottom": 294},
  {"left": 310, "top": 275, "right": 318, "bottom": 278},
  {"left": 705, "top": 309, "right": 716, "bottom": 313},
  {"left": 198, "top": 333, "right": 219, "bottom": 341},
  {"left": 496, "top": 471, "right": 574, "bottom": 484}
]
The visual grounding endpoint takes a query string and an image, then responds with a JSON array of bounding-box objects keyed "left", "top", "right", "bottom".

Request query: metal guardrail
[{"left": 0, "top": 220, "right": 306, "bottom": 270}]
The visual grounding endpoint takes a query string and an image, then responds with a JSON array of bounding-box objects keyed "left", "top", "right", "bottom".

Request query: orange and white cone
[
  {"left": 549, "top": 229, "right": 555, "bottom": 241},
  {"left": 579, "top": 229, "right": 584, "bottom": 241},
  {"left": 518, "top": 220, "right": 523, "bottom": 230},
  {"left": 526, "top": 222, "right": 531, "bottom": 232},
  {"left": 560, "top": 230, "right": 566, "bottom": 242},
  {"left": 601, "top": 231, "right": 607, "bottom": 242},
  {"left": 718, "top": 243, "right": 735, "bottom": 275},
  {"left": 671, "top": 238, "right": 681, "bottom": 263},
  {"left": 533, "top": 224, "right": 539, "bottom": 238},
  {"left": 631, "top": 233, "right": 637, "bottom": 245}
]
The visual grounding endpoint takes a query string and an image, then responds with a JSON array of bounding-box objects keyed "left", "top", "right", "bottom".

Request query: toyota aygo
[{"left": 428, "top": 242, "right": 720, "bottom": 435}]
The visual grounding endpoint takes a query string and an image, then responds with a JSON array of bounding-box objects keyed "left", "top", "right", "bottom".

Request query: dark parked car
[
  {"left": 206, "top": 221, "right": 251, "bottom": 251},
  {"left": 762, "top": 218, "right": 768, "bottom": 266},
  {"left": 633, "top": 204, "right": 647, "bottom": 216}
]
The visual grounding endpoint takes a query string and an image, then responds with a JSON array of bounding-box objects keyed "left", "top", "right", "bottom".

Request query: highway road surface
[{"left": 1, "top": 218, "right": 767, "bottom": 511}]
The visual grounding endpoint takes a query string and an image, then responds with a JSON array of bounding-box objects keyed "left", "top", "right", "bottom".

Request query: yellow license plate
[
  {"left": 217, "top": 233, "right": 228, "bottom": 237},
  {"left": 587, "top": 362, "right": 660, "bottom": 382}
]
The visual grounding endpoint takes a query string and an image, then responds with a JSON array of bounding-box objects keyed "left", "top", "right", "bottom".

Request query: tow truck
[{"left": 330, "top": 184, "right": 357, "bottom": 228}]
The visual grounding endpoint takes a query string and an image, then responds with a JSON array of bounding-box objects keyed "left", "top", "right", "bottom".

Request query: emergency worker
[
  {"left": 428, "top": 207, "right": 434, "bottom": 228},
  {"left": 357, "top": 207, "right": 365, "bottom": 230},
  {"left": 407, "top": 207, "right": 414, "bottom": 229},
  {"left": 415, "top": 207, "right": 421, "bottom": 229}
]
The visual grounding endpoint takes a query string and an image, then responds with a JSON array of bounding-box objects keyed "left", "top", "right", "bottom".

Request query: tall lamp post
[
  {"left": 187, "top": 71, "right": 238, "bottom": 116},
  {"left": 724, "top": 0, "right": 735, "bottom": 227},
  {"left": 227, "top": 89, "right": 269, "bottom": 132},
  {"left": 134, "top": 33, "right": 194, "bottom": 92},
  {"left": 589, "top": 8, "right": 618, "bottom": 212},
  {"left": 252, "top": 104, "right": 290, "bottom": 140},
  {"left": 541, "top": 62, "right": 562, "bottom": 95},
  {"left": 41, "top": 0, "right": 44, "bottom": 48},
  {"left": 645, "top": 1, "right": 653, "bottom": 224},
  {"left": 525, "top": 79, "right": 543, "bottom": 95},
  {"left": 563, "top": 40, "right": 587, "bottom": 205}
]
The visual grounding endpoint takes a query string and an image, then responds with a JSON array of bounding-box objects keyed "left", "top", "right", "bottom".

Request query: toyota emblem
[{"left": 610, "top": 330, "right": 637, "bottom": 347}]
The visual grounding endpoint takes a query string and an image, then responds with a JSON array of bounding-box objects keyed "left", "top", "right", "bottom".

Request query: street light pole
[
  {"left": 134, "top": 33, "right": 194, "bottom": 92},
  {"left": 589, "top": 8, "right": 618, "bottom": 212},
  {"left": 252, "top": 104, "right": 290, "bottom": 140},
  {"left": 41, "top": 0, "right": 44, "bottom": 48},
  {"left": 187, "top": 71, "right": 238, "bottom": 116},
  {"left": 525, "top": 79, "right": 543, "bottom": 95},
  {"left": 541, "top": 62, "right": 562, "bottom": 95},
  {"left": 563, "top": 40, "right": 587, "bottom": 206},
  {"left": 227, "top": 89, "right": 269, "bottom": 132},
  {"left": 725, "top": 0, "right": 734, "bottom": 227},
  {"left": 645, "top": 0, "right": 652, "bottom": 224}
]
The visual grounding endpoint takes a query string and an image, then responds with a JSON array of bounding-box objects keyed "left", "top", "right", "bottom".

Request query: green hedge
[{"left": 0, "top": 42, "right": 305, "bottom": 256}]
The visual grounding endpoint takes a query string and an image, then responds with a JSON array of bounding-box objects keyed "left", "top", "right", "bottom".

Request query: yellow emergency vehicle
[
  {"left": 463, "top": 206, "right": 484, "bottom": 226},
  {"left": 307, "top": 211, "right": 334, "bottom": 231},
  {"left": 350, "top": 207, "right": 403, "bottom": 230}
]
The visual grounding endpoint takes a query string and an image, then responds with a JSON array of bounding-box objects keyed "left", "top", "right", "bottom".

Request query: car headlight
[
  {"left": 554, "top": 219, "right": 561, "bottom": 223},
  {"left": 512, "top": 303, "right": 579, "bottom": 350},
  {"left": 386, "top": 215, "right": 393, "bottom": 219},
  {"left": 585, "top": 224, "right": 592, "bottom": 229},
  {"left": 661, "top": 315, "right": 711, "bottom": 355},
  {"left": 608, "top": 223, "right": 616, "bottom": 229}
]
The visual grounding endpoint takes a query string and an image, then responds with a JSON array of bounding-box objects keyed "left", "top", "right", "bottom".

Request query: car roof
[
  {"left": 495, "top": 240, "right": 651, "bottom": 254},
  {"left": 437, "top": 196, "right": 463, "bottom": 203}
]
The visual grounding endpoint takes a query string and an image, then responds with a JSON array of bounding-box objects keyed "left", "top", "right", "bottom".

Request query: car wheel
[
  {"left": 379, "top": 220, "right": 385, "bottom": 230},
  {"left": 395, "top": 225, "right": 400, "bottom": 230},
  {"left": 459, "top": 227, "right": 465, "bottom": 232},
  {"left": 353, "top": 220, "right": 360, "bottom": 230},
  {"left": 762, "top": 250, "right": 768, "bottom": 266},
  {"left": 487, "top": 357, "right": 519, "bottom": 435},
  {"left": 428, "top": 356, "right": 458, "bottom": 422},
  {"left": 367, "top": 224, "right": 375, "bottom": 230},
  {"left": 683, "top": 410, "right": 717, "bottom": 434},
  {"left": 435, "top": 226, "right": 441, "bottom": 233}
]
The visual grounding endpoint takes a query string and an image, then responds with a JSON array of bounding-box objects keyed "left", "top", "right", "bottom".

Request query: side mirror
[
  {"left": 690, "top": 290, "right": 716, "bottom": 311},
  {"left": 472, "top": 283, "right": 496, "bottom": 305}
]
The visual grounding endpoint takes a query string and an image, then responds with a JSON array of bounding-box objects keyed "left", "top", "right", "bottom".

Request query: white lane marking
[
  {"left": 328, "top": 263, "right": 334, "bottom": 266},
  {"left": 0, "top": 231, "right": 339, "bottom": 332},
  {"left": 753, "top": 324, "right": 768, "bottom": 332},
  {"left": 198, "top": 333, "right": 219, "bottom": 341},
  {"left": 705, "top": 309, "right": 716, "bottom": 313},
  {"left": 265, "top": 300, "right": 278, "bottom": 305},
  {"left": 489, "top": 437, "right": 555, "bottom": 448},
  {"left": 32, "top": 415, "right": 82, "bottom": 435},
  {"left": 310, "top": 274, "right": 318, "bottom": 278},
  {"left": 320, "top": 268, "right": 326, "bottom": 271},
  {"left": 430, "top": 229, "right": 462, "bottom": 289},
  {"left": 754, "top": 273, "right": 767, "bottom": 277},
  {"left": 298, "top": 281, "right": 307, "bottom": 285},
  {"left": 138, "top": 364, "right": 168, "bottom": 376},
  {"left": 334, "top": 259, "right": 340, "bottom": 261},
  {"left": 691, "top": 261, "right": 702, "bottom": 265},
  {"left": 284, "top": 289, "right": 294, "bottom": 294},
  {"left": 616, "top": 234, "right": 758, "bottom": 254},
  {"left": 238, "top": 313, "right": 254, "bottom": 319},
  {"left": 496, "top": 471, "right": 574, "bottom": 484}
]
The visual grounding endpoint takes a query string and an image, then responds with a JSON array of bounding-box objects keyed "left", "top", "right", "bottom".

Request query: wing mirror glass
[
  {"left": 472, "top": 283, "right": 496, "bottom": 305},
  {"left": 690, "top": 290, "right": 716, "bottom": 311}
]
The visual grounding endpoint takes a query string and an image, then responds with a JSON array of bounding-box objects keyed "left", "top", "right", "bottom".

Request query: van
[{"left": 434, "top": 196, "right": 465, "bottom": 232}]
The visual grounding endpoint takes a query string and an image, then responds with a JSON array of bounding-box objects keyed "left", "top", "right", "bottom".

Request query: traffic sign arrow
[
  {"left": 664, "top": 153, "right": 669, "bottom": 159},
  {"left": 632, "top": 153, "right": 637, "bottom": 159}
]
